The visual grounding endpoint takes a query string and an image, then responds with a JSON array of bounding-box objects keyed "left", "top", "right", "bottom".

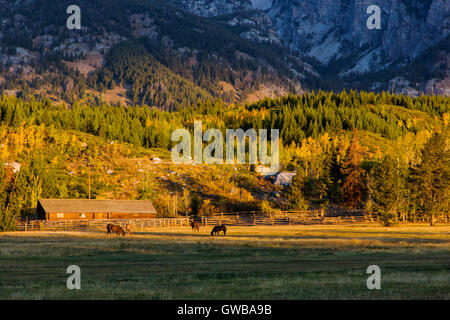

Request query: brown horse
[
  {"left": 125, "top": 223, "right": 132, "bottom": 235},
  {"left": 190, "top": 221, "right": 200, "bottom": 231},
  {"left": 106, "top": 223, "right": 126, "bottom": 236},
  {"left": 210, "top": 225, "right": 227, "bottom": 236}
]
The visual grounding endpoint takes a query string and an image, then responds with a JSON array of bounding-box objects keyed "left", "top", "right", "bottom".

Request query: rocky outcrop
[
  {"left": 168, "top": 0, "right": 449, "bottom": 94},
  {"left": 267, "top": 0, "right": 448, "bottom": 74},
  {"left": 167, "top": 0, "right": 253, "bottom": 17}
]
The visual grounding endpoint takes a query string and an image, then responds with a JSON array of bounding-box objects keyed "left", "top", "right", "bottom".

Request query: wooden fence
[
  {"left": 15, "top": 215, "right": 373, "bottom": 232},
  {"left": 199, "top": 214, "right": 373, "bottom": 226},
  {"left": 198, "top": 210, "right": 448, "bottom": 226},
  {"left": 15, "top": 211, "right": 448, "bottom": 232},
  {"left": 16, "top": 218, "right": 191, "bottom": 232}
]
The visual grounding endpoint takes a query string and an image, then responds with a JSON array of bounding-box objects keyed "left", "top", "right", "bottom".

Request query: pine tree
[
  {"left": 285, "top": 171, "right": 309, "bottom": 210},
  {"left": 341, "top": 131, "right": 367, "bottom": 209},
  {"left": 190, "top": 194, "right": 202, "bottom": 216},
  {"left": 411, "top": 132, "right": 449, "bottom": 226},
  {"left": 0, "top": 166, "right": 24, "bottom": 231},
  {"left": 323, "top": 148, "right": 343, "bottom": 204},
  {"left": 369, "top": 157, "right": 398, "bottom": 226}
]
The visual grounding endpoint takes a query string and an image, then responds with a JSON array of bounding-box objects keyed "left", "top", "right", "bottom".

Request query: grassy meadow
[{"left": 0, "top": 224, "right": 449, "bottom": 300}]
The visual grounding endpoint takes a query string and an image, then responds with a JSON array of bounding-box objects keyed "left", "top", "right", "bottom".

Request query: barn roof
[{"left": 37, "top": 199, "right": 157, "bottom": 214}]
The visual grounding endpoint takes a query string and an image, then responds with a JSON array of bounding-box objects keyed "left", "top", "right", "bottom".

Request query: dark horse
[
  {"left": 106, "top": 223, "right": 126, "bottom": 236},
  {"left": 190, "top": 221, "right": 200, "bottom": 231},
  {"left": 210, "top": 225, "right": 227, "bottom": 236}
]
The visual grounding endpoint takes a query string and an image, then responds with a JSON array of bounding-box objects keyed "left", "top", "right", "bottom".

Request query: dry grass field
[{"left": 0, "top": 224, "right": 449, "bottom": 300}]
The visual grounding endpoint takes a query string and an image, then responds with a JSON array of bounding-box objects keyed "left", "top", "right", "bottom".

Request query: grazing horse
[
  {"left": 125, "top": 223, "right": 132, "bottom": 235},
  {"left": 210, "top": 225, "right": 227, "bottom": 236},
  {"left": 106, "top": 223, "right": 126, "bottom": 236},
  {"left": 190, "top": 221, "right": 200, "bottom": 231}
]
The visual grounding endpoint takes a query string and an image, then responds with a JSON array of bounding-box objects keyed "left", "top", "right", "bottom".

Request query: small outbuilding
[
  {"left": 36, "top": 199, "right": 157, "bottom": 220},
  {"left": 273, "top": 172, "right": 297, "bottom": 187}
]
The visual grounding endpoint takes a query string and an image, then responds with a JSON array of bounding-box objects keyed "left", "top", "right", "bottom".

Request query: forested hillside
[
  {"left": 0, "top": 0, "right": 305, "bottom": 108},
  {"left": 0, "top": 91, "right": 448, "bottom": 230},
  {"left": 90, "top": 42, "right": 213, "bottom": 110}
]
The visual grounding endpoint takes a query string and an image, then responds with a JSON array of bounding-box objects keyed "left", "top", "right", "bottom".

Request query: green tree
[
  {"left": 411, "top": 132, "right": 449, "bottom": 226},
  {"left": 323, "top": 149, "right": 343, "bottom": 204},
  {"left": 369, "top": 157, "right": 398, "bottom": 226},
  {"left": 190, "top": 193, "right": 202, "bottom": 216},
  {"left": 285, "top": 171, "right": 309, "bottom": 210},
  {"left": 341, "top": 131, "right": 367, "bottom": 209},
  {"left": 0, "top": 167, "right": 24, "bottom": 231}
]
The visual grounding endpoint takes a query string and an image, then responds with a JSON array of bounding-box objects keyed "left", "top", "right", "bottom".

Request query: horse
[
  {"left": 210, "top": 225, "right": 227, "bottom": 236},
  {"left": 106, "top": 223, "right": 126, "bottom": 236},
  {"left": 190, "top": 220, "right": 200, "bottom": 231},
  {"left": 125, "top": 223, "right": 132, "bottom": 235}
]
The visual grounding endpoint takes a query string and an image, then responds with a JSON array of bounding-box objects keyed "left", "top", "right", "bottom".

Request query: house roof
[
  {"left": 38, "top": 199, "right": 157, "bottom": 214},
  {"left": 274, "top": 172, "right": 296, "bottom": 186}
]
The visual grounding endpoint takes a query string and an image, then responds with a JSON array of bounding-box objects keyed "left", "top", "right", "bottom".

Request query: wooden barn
[{"left": 36, "top": 199, "right": 157, "bottom": 221}]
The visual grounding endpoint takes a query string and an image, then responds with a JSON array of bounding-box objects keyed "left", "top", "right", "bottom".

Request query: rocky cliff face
[
  {"left": 168, "top": 0, "right": 449, "bottom": 95},
  {"left": 167, "top": 0, "right": 253, "bottom": 17},
  {"left": 268, "top": 0, "right": 448, "bottom": 74}
]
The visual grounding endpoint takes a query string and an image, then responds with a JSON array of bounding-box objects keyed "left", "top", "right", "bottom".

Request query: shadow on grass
[{"left": 132, "top": 231, "right": 450, "bottom": 245}]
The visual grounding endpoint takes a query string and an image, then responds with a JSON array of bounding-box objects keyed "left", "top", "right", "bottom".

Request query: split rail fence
[
  {"left": 16, "top": 218, "right": 191, "bottom": 232},
  {"left": 15, "top": 211, "right": 448, "bottom": 232},
  {"left": 16, "top": 212, "right": 374, "bottom": 232},
  {"left": 198, "top": 211, "right": 374, "bottom": 226}
]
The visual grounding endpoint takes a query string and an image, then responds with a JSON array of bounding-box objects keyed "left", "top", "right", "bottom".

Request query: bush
[{"left": 377, "top": 210, "right": 397, "bottom": 227}]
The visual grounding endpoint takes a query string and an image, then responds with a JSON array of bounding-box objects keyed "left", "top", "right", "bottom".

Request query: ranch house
[{"left": 36, "top": 199, "right": 157, "bottom": 221}]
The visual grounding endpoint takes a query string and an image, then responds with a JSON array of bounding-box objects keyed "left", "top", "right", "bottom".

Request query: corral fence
[
  {"left": 16, "top": 218, "right": 191, "bottom": 232},
  {"left": 196, "top": 210, "right": 448, "bottom": 226},
  {"left": 15, "top": 211, "right": 448, "bottom": 232},
  {"left": 198, "top": 211, "right": 375, "bottom": 226}
]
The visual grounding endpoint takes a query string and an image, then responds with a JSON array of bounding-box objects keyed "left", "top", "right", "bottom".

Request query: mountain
[
  {"left": 169, "top": 0, "right": 449, "bottom": 95},
  {"left": 265, "top": 0, "right": 449, "bottom": 94},
  {"left": 267, "top": 0, "right": 446, "bottom": 67},
  {"left": 0, "top": 0, "right": 448, "bottom": 108},
  {"left": 0, "top": 0, "right": 307, "bottom": 108}
]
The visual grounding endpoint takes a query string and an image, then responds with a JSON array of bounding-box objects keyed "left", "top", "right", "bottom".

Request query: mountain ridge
[
  {"left": 170, "top": 0, "right": 449, "bottom": 95},
  {"left": 0, "top": 0, "right": 448, "bottom": 108}
]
